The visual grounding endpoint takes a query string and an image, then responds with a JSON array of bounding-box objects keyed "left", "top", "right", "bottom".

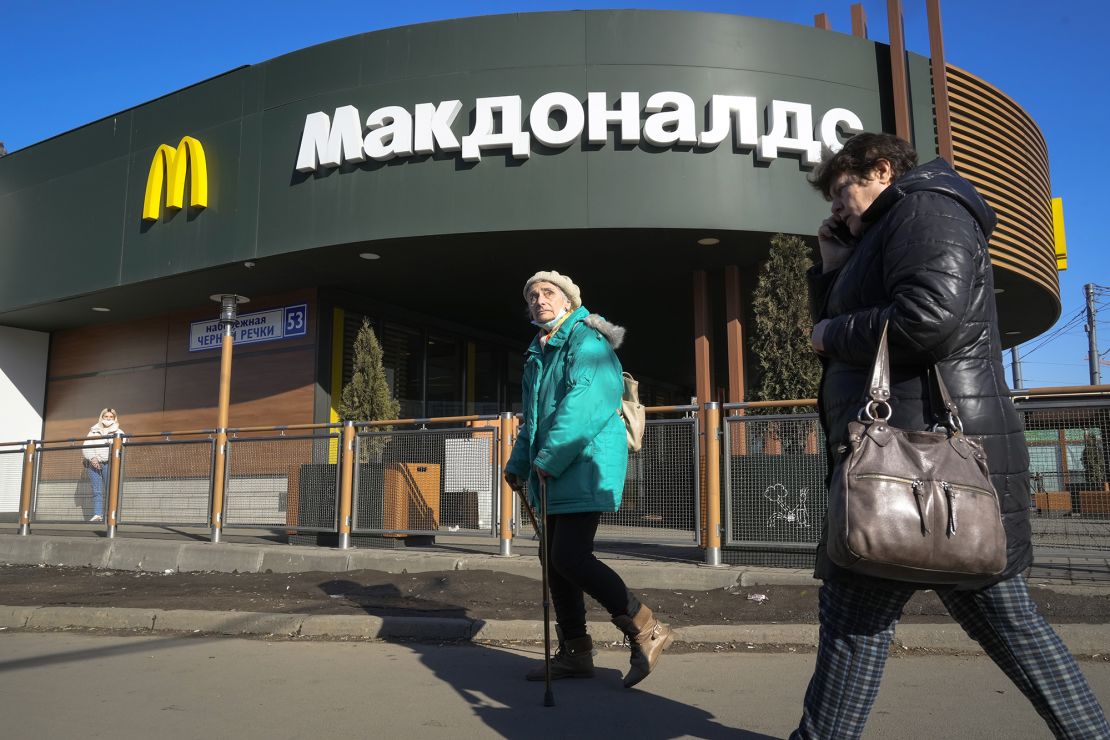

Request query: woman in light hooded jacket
[
  {"left": 505, "top": 270, "right": 672, "bottom": 689},
  {"left": 83, "top": 408, "right": 122, "bottom": 523}
]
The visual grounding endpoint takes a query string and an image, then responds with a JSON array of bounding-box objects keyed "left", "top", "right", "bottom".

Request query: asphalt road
[{"left": 2, "top": 632, "right": 1108, "bottom": 739}]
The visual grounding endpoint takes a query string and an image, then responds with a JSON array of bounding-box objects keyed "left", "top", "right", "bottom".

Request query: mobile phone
[{"left": 830, "top": 220, "right": 854, "bottom": 245}]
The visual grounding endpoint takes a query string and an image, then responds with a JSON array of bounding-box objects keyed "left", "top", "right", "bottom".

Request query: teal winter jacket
[{"left": 506, "top": 306, "right": 629, "bottom": 515}]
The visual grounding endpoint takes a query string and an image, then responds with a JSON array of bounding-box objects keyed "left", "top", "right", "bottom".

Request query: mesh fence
[
  {"left": 723, "top": 412, "right": 826, "bottom": 565},
  {"left": 599, "top": 418, "right": 700, "bottom": 543},
  {"left": 1017, "top": 398, "right": 1110, "bottom": 551},
  {"left": 34, "top": 443, "right": 112, "bottom": 523},
  {"left": 224, "top": 434, "right": 339, "bottom": 530},
  {"left": 0, "top": 448, "right": 26, "bottom": 514},
  {"left": 352, "top": 426, "right": 498, "bottom": 537},
  {"left": 118, "top": 439, "right": 214, "bottom": 525}
]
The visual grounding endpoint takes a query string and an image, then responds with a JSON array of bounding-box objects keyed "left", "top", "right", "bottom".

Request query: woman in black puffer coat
[
  {"left": 811, "top": 149, "right": 1030, "bottom": 589},
  {"left": 789, "top": 133, "right": 1108, "bottom": 740}
]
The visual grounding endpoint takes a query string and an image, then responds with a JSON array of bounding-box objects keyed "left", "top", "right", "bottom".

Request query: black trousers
[{"left": 540, "top": 511, "right": 641, "bottom": 640}]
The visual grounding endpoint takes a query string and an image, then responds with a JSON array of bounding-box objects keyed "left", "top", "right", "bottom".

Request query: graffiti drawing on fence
[{"left": 763, "top": 483, "right": 809, "bottom": 528}]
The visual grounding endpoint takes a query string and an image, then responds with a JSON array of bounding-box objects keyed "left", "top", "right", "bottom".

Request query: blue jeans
[
  {"left": 87, "top": 462, "right": 109, "bottom": 517},
  {"left": 791, "top": 576, "right": 1110, "bottom": 739}
]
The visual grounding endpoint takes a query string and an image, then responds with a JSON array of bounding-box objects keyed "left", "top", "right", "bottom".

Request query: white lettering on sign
[
  {"left": 413, "top": 100, "right": 463, "bottom": 154},
  {"left": 757, "top": 100, "right": 822, "bottom": 166},
  {"left": 642, "top": 91, "right": 697, "bottom": 147},
  {"left": 188, "top": 304, "right": 308, "bottom": 352},
  {"left": 586, "top": 91, "right": 641, "bottom": 145},
  {"left": 295, "top": 92, "right": 865, "bottom": 171},
  {"left": 461, "top": 96, "right": 531, "bottom": 162},
  {"left": 529, "top": 92, "right": 585, "bottom": 148},
  {"left": 698, "top": 95, "right": 758, "bottom": 149},
  {"left": 296, "top": 106, "right": 364, "bottom": 172},
  {"left": 364, "top": 106, "right": 413, "bottom": 161}
]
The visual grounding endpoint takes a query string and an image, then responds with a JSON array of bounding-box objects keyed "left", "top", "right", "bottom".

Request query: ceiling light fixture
[
  {"left": 1005, "top": 330, "right": 1021, "bottom": 336},
  {"left": 243, "top": 261, "right": 256, "bottom": 269},
  {"left": 92, "top": 307, "right": 111, "bottom": 312},
  {"left": 359, "top": 252, "right": 381, "bottom": 260},
  {"left": 697, "top": 237, "right": 720, "bottom": 246},
  {"left": 993, "top": 288, "right": 1005, "bottom": 294}
]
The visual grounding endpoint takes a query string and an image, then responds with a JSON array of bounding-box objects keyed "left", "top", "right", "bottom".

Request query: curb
[
  {"left": 0, "top": 534, "right": 817, "bottom": 590},
  {"left": 1, "top": 604, "right": 1107, "bottom": 655}
]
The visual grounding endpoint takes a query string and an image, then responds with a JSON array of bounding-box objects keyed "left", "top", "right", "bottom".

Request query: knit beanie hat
[{"left": 523, "top": 270, "right": 581, "bottom": 310}]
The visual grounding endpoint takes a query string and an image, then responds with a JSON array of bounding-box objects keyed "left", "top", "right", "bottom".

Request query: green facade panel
[{"left": 0, "top": 10, "right": 930, "bottom": 317}]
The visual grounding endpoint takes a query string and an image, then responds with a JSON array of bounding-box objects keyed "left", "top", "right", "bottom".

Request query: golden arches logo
[{"left": 142, "top": 136, "right": 208, "bottom": 221}]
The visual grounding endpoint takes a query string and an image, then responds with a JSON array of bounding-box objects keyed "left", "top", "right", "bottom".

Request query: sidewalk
[{"left": 2, "top": 532, "right": 1109, "bottom": 654}]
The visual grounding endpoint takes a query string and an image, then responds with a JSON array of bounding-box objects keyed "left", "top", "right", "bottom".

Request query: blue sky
[{"left": 2, "top": 1, "right": 1107, "bottom": 387}]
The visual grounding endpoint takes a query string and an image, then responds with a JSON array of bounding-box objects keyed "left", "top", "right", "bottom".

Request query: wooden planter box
[
  {"left": 1077, "top": 491, "right": 1110, "bottom": 515},
  {"left": 1034, "top": 491, "right": 1072, "bottom": 514}
]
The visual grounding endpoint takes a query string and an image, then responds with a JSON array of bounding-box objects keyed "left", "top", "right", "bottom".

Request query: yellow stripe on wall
[
  {"left": 329, "top": 307, "right": 345, "bottom": 463},
  {"left": 1052, "top": 197, "right": 1067, "bottom": 271}
]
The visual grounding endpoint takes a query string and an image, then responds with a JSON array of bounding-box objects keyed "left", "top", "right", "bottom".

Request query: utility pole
[
  {"left": 1086, "top": 284, "right": 1102, "bottom": 385},
  {"left": 1010, "top": 345, "right": 1024, "bottom": 390}
]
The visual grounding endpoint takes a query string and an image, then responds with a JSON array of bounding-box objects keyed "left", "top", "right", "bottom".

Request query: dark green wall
[{"left": 0, "top": 10, "right": 925, "bottom": 315}]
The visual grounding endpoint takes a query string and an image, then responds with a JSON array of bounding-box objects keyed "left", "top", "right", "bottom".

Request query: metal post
[
  {"left": 17, "top": 440, "right": 35, "bottom": 535},
  {"left": 926, "top": 0, "right": 954, "bottom": 164},
  {"left": 497, "top": 412, "right": 515, "bottom": 556},
  {"left": 337, "top": 421, "right": 355, "bottom": 549},
  {"left": 704, "top": 402, "right": 723, "bottom": 566},
  {"left": 886, "top": 0, "right": 912, "bottom": 141},
  {"left": 1086, "top": 284, "right": 1102, "bottom": 385},
  {"left": 105, "top": 434, "right": 123, "bottom": 538},
  {"left": 1011, "top": 346, "right": 1024, "bottom": 390},
  {"left": 210, "top": 294, "right": 247, "bottom": 543}
]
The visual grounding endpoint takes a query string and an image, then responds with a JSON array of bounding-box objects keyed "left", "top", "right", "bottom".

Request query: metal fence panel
[
  {"left": 0, "top": 448, "right": 25, "bottom": 514},
  {"left": 33, "top": 443, "right": 111, "bottom": 523},
  {"left": 1018, "top": 398, "right": 1110, "bottom": 551},
  {"left": 224, "top": 434, "right": 339, "bottom": 530},
  {"left": 723, "top": 413, "right": 826, "bottom": 558},
  {"left": 352, "top": 426, "right": 498, "bottom": 537},
  {"left": 599, "top": 418, "right": 700, "bottom": 544},
  {"left": 118, "top": 439, "right": 214, "bottom": 526}
]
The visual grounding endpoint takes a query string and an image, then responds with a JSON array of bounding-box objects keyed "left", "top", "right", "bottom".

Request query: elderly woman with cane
[{"left": 505, "top": 270, "right": 673, "bottom": 689}]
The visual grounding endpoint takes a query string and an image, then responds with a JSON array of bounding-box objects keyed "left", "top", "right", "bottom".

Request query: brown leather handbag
[{"left": 826, "top": 322, "right": 1007, "bottom": 584}]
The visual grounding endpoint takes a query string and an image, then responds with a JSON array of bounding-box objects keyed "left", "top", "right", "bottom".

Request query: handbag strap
[{"left": 866, "top": 321, "right": 962, "bottom": 430}]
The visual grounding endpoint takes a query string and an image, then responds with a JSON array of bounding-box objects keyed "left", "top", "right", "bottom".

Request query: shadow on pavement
[
  {"left": 405, "top": 640, "right": 779, "bottom": 739},
  {"left": 327, "top": 579, "right": 778, "bottom": 739},
  {"left": 0, "top": 633, "right": 220, "bottom": 673}
]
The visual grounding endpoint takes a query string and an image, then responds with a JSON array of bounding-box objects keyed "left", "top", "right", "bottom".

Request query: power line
[{"left": 1022, "top": 307, "right": 1086, "bottom": 357}]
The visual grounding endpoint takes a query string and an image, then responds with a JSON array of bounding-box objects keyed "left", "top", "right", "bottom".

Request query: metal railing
[
  {"left": 601, "top": 407, "right": 701, "bottom": 544},
  {"left": 351, "top": 422, "right": 500, "bottom": 538},
  {"left": 223, "top": 426, "right": 342, "bottom": 531},
  {"left": 10, "top": 386, "right": 1110, "bottom": 563},
  {"left": 117, "top": 433, "right": 215, "bottom": 526},
  {"left": 1016, "top": 393, "right": 1110, "bottom": 552}
]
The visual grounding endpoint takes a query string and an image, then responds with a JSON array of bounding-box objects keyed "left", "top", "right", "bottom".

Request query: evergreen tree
[
  {"left": 750, "top": 233, "right": 822, "bottom": 415},
  {"left": 1082, "top": 431, "right": 1107, "bottom": 488},
  {"left": 339, "top": 319, "right": 400, "bottom": 459}
]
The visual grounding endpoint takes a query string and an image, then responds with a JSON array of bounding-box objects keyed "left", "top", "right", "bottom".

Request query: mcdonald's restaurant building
[{"left": 0, "top": 9, "right": 1063, "bottom": 515}]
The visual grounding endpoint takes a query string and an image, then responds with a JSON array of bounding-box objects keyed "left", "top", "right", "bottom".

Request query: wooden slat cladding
[
  {"left": 43, "top": 290, "right": 319, "bottom": 440},
  {"left": 945, "top": 64, "right": 1058, "bottom": 302}
]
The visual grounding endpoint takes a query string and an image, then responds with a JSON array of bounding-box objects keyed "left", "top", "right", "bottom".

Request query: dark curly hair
[{"left": 810, "top": 132, "right": 918, "bottom": 200}]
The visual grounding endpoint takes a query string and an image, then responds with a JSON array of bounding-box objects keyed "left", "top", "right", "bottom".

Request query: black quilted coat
[{"left": 808, "top": 158, "right": 1032, "bottom": 590}]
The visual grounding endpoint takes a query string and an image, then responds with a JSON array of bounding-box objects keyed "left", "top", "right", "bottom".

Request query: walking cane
[
  {"left": 538, "top": 474, "right": 555, "bottom": 707},
  {"left": 514, "top": 476, "right": 556, "bottom": 707}
]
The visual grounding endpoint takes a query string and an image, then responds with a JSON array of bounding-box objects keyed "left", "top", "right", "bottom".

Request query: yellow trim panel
[{"left": 1052, "top": 197, "right": 1067, "bottom": 271}]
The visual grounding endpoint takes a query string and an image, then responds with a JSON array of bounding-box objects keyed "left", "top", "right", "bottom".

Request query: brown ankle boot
[
  {"left": 524, "top": 635, "right": 595, "bottom": 681},
  {"left": 612, "top": 605, "right": 674, "bottom": 688}
]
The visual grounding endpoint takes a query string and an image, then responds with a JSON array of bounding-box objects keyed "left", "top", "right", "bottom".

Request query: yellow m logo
[{"left": 142, "top": 136, "right": 208, "bottom": 221}]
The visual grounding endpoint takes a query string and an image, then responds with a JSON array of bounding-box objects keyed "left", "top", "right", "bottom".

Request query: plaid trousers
[{"left": 790, "top": 576, "right": 1110, "bottom": 739}]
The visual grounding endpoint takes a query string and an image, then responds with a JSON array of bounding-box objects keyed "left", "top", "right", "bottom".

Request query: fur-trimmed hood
[{"left": 583, "top": 314, "right": 625, "bottom": 349}]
